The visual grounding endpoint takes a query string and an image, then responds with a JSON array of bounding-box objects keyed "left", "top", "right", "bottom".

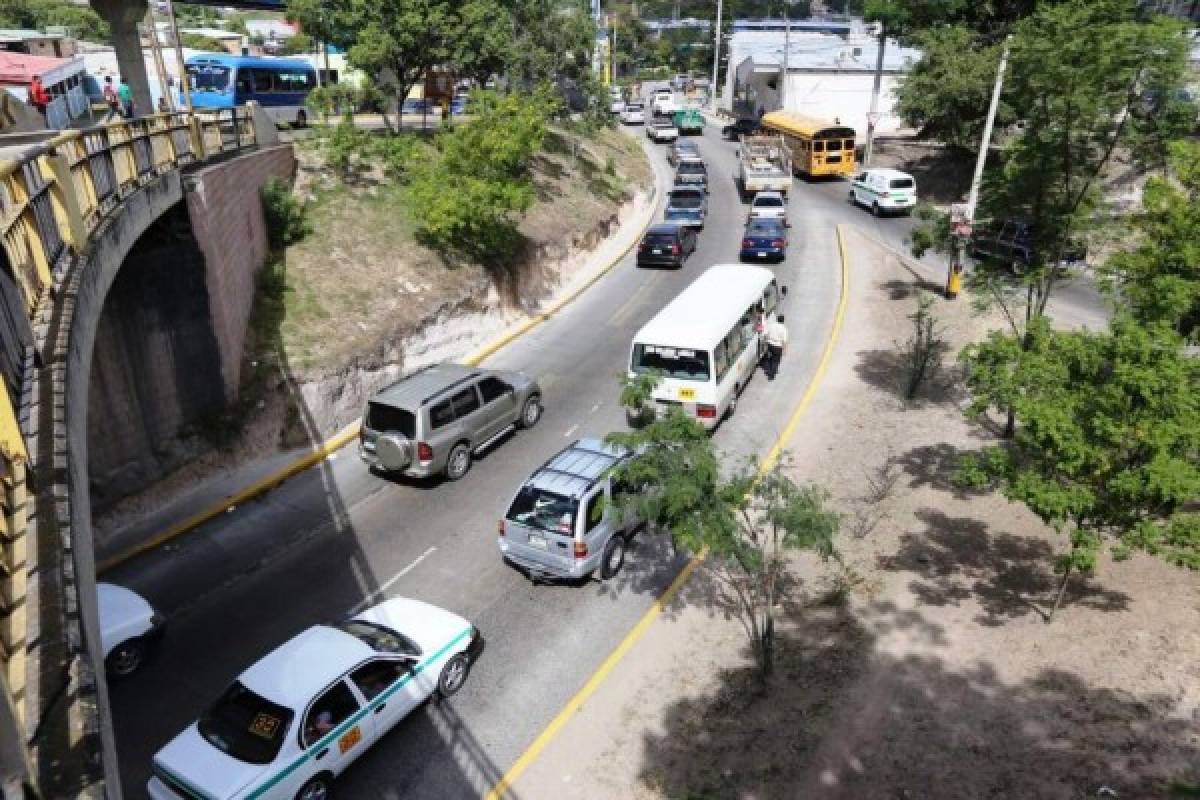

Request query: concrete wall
[
  {"left": 185, "top": 144, "right": 296, "bottom": 401},
  {"left": 86, "top": 205, "right": 225, "bottom": 512}
]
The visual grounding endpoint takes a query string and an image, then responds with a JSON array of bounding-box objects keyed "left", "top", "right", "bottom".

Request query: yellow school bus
[{"left": 759, "top": 111, "right": 857, "bottom": 178}]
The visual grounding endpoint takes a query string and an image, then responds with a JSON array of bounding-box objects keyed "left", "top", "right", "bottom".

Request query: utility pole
[
  {"left": 863, "top": 21, "right": 886, "bottom": 165},
  {"left": 166, "top": 0, "right": 192, "bottom": 112},
  {"left": 947, "top": 35, "right": 1011, "bottom": 299},
  {"left": 709, "top": 0, "right": 723, "bottom": 111},
  {"left": 781, "top": 4, "right": 790, "bottom": 109}
]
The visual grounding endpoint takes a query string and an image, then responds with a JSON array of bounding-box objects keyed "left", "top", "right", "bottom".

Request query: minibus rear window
[{"left": 632, "top": 344, "right": 711, "bottom": 381}]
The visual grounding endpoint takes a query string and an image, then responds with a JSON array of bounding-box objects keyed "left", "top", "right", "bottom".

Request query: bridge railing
[{"left": 0, "top": 103, "right": 263, "bottom": 783}]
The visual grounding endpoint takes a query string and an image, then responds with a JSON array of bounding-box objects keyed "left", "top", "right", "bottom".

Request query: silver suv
[
  {"left": 498, "top": 439, "right": 641, "bottom": 582},
  {"left": 359, "top": 363, "right": 542, "bottom": 481}
]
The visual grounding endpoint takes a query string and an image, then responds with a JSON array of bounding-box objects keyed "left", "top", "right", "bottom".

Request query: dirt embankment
[
  {"left": 94, "top": 126, "right": 653, "bottom": 540},
  {"left": 516, "top": 227, "right": 1200, "bottom": 800}
]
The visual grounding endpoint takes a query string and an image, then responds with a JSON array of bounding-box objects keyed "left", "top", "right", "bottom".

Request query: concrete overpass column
[{"left": 90, "top": 0, "right": 152, "bottom": 117}]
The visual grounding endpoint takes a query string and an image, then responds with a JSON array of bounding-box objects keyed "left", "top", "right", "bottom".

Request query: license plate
[
  {"left": 652, "top": 249, "right": 662, "bottom": 254},
  {"left": 678, "top": 387, "right": 697, "bottom": 400},
  {"left": 527, "top": 533, "right": 547, "bottom": 550},
  {"left": 757, "top": 252, "right": 767, "bottom": 257}
]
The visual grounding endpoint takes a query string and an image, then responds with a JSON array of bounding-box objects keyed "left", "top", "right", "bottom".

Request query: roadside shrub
[{"left": 261, "top": 177, "right": 310, "bottom": 249}]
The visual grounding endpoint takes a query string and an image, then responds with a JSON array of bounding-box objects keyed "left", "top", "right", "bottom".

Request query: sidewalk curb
[
  {"left": 97, "top": 132, "right": 662, "bottom": 576},
  {"left": 483, "top": 223, "right": 853, "bottom": 800}
]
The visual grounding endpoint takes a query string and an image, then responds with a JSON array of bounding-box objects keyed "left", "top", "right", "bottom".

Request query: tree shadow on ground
[
  {"left": 854, "top": 347, "right": 966, "bottom": 407},
  {"left": 878, "top": 277, "right": 945, "bottom": 300},
  {"left": 636, "top": 600, "right": 1199, "bottom": 800},
  {"left": 878, "top": 508, "right": 1131, "bottom": 626},
  {"left": 892, "top": 442, "right": 993, "bottom": 499}
]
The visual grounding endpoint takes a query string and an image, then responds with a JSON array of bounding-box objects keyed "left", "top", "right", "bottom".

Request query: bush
[{"left": 260, "top": 177, "right": 310, "bottom": 249}]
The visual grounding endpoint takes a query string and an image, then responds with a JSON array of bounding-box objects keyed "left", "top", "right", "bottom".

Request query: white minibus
[{"left": 629, "top": 264, "right": 785, "bottom": 429}]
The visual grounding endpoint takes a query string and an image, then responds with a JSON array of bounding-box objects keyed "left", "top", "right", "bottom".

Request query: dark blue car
[{"left": 739, "top": 218, "right": 788, "bottom": 262}]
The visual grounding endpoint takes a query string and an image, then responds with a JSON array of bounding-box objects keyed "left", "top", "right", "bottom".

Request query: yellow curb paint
[
  {"left": 97, "top": 169, "right": 659, "bottom": 575},
  {"left": 482, "top": 223, "right": 852, "bottom": 800}
]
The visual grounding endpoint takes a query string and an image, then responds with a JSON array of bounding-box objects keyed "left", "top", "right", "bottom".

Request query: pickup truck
[
  {"left": 674, "top": 157, "right": 708, "bottom": 192},
  {"left": 651, "top": 89, "right": 678, "bottom": 116},
  {"left": 664, "top": 186, "right": 707, "bottom": 229},
  {"left": 969, "top": 219, "right": 1087, "bottom": 273},
  {"left": 722, "top": 117, "right": 759, "bottom": 140},
  {"left": 737, "top": 135, "right": 792, "bottom": 198},
  {"left": 646, "top": 117, "right": 679, "bottom": 143},
  {"left": 671, "top": 108, "right": 704, "bottom": 135}
]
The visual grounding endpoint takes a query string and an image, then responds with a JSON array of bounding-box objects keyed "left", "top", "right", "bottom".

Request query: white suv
[{"left": 850, "top": 168, "right": 917, "bottom": 216}]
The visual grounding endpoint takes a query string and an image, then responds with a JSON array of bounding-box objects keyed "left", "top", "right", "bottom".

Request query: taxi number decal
[
  {"left": 338, "top": 726, "right": 363, "bottom": 754},
  {"left": 678, "top": 387, "right": 697, "bottom": 400},
  {"left": 248, "top": 713, "right": 281, "bottom": 740}
]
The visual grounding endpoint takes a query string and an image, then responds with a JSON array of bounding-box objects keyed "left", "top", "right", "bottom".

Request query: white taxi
[
  {"left": 849, "top": 168, "right": 918, "bottom": 216},
  {"left": 147, "top": 598, "right": 477, "bottom": 800}
]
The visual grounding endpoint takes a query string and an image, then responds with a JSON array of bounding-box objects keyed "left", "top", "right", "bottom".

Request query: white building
[{"left": 724, "top": 21, "right": 922, "bottom": 141}]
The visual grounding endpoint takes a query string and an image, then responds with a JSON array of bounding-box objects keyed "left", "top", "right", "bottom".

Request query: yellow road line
[
  {"left": 482, "top": 224, "right": 852, "bottom": 800},
  {"left": 98, "top": 173, "right": 658, "bottom": 575}
]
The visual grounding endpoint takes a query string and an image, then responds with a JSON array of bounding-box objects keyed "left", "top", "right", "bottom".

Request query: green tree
[
  {"left": 449, "top": 0, "right": 515, "bottom": 89},
  {"left": 891, "top": 26, "right": 1014, "bottom": 149},
  {"left": 608, "top": 402, "right": 839, "bottom": 682},
  {"left": 280, "top": 31, "right": 314, "bottom": 55},
  {"left": 406, "top": 90, "right": 552, "bottom": 263},
  {"left": 180, "top": 33, "right": 227, "bottom": 52},
  {"left": 1100, "top": 140, "right": 1200, "bottom": 340},
  {"left": 0, "top": 0, "right": 109, "bottom": 42},
  {"left": 287, "top": 0, "right": 458, "bottom": 120},
  {"left": 959, "top": 315, "right": 1200, "bottom": 620}
]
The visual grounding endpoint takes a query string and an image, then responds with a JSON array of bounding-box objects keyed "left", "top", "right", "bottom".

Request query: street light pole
[
  {"left": 710, "top": 0, "right": 723, "bottom": 111},
  {"left": 948, "top": 35, "right": 1011, "bottom": 299}
]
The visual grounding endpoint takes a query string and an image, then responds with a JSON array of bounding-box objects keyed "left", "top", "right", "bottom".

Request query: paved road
[{"left": 105, "top": 110, "right": 1103, "bottom": 798}]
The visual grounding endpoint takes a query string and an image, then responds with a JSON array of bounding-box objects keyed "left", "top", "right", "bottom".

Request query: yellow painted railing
[{"left": 0, "top": 103, "right": 262, "bottom": 738}]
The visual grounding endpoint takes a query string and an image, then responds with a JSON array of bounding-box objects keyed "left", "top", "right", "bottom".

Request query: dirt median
[{"left": 510, "top": 227, "right": 1200, "bottom": 800}]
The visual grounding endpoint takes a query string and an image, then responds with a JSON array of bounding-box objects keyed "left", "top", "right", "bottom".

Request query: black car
[
  {"left": 722, "top": 117, "right": 759, "bottom": 140},
  {"left": 969, "top": 218, "right": 1086, "bottom": 273},
  {"left": 739, "top": 218, "right": 788, "bottom": 263},
  {"left": 636, "top": 223, "right": 697, "bottom": 268}
]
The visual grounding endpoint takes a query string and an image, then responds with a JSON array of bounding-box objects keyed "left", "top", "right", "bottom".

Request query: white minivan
[
  {"left": 629, "top": 264, "right": 785, "bottom": 430},
  {"left": 849, "top": 168, "right": 917, "bottom": 216}
]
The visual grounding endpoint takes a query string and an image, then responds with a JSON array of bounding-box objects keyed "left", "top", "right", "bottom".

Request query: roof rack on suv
[{"left": 419, "top": 371, "right": 479, "bottom": 406}]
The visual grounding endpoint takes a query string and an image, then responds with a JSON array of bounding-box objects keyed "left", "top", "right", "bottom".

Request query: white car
[
  {"left": 98, "top": 582, "right": 165, "bottom": 679},
  {"left": 646, "top": 119, "right": 679, "bottom": 143},
  {"left": 620, "top": 102, "right": 645, "bottom": 124},
  {"left": 147, "top": 598, "right": 477, "bottom": 800},
  {"left": 747, "top": 191, "right": 789, "bottom": 224},
  {"left": 849, "top": 168, "right": 917, "bottom": 216}
]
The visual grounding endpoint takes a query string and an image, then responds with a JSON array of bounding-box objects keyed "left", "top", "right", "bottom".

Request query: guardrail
[{"left": 0, "top": 103, "right": 264, "bottom": 795}]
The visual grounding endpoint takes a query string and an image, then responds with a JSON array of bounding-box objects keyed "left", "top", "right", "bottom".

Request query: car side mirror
[{"left": 781, "top": 285, "right": 789, "bottom": 296}]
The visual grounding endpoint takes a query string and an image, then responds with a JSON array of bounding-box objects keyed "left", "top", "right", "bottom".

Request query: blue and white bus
[{"left": 184, "top": 54, "right": 317, "bottom": 127}]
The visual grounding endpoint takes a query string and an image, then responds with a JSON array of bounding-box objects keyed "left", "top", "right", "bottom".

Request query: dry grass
[{"left": 270, "top": 125, "right": 652, "bottom": 373}]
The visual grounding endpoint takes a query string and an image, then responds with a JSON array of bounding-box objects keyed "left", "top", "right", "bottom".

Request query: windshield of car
[
  {"left": 506, "top": 486, "right": 579, "bottom": 534},
  {"left": 333, "top": 620, "right": 420, "bottom": 657},
  {"left": 889, "top": 178, "right": 915, "bottom": 189},
  {"left": 198, "top": 682, "right": 294, "bottom": 765},
  {"left": 632, "top": 343, "right": 711, "bottom": 381},
  {"left": 626, "top": 103, "right": 643, "bottom": 111},
  {"left": 677, "top": 162, "right": 705, "bottom": 175},
  {"left": 754, "top": 195, "right": 784, "bottom": 208},
  {"left": 187, "top": 64, "right": 230, "bottom": 92},
  {"left": 668, "top": 192, "right": 704, "bottom": 209},
  {"left": 366, "top": 403, "right": 415, "bottom": 437}
]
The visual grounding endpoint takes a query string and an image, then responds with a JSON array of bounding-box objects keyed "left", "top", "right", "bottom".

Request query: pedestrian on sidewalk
[
  {"left": 28, "top": 74, "right": 50, "bottom": 123},
  {"left": 763, "top": 313, "right": 788, "bottom": 380},
  {"left": 118, "top": 77, "right": 133, "bottom": 118},
  {"left": 102, "top": 76, "right": 121, "bottom": 121}
]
